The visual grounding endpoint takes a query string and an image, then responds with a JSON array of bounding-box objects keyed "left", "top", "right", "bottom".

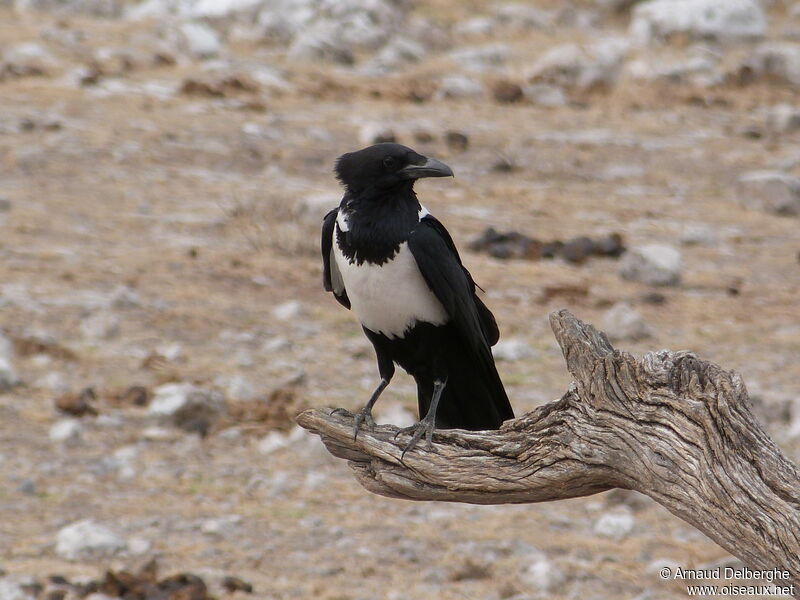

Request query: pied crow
[{"left": 322, "top": 143, "right": 514, "bottom": 455}]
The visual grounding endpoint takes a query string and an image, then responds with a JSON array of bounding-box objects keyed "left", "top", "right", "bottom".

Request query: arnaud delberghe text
[{"left": 674, "top": 567, "right": 790, "bottom": 582}]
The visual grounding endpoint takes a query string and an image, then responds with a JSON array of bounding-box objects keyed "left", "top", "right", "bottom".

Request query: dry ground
[{"left": 0, "top": 4, "right": 799, "bottom": 600}]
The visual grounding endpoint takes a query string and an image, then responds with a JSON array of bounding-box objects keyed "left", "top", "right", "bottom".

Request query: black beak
[{"left": 398, "top": 156, "right": 454, "bottom": 179}]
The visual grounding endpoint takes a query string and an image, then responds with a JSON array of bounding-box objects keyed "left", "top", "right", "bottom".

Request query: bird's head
[{"left": 335, "top": 143, "right": 454, "bottom": 196}]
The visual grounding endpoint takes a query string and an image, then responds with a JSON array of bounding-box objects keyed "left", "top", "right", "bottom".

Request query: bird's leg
[
  {"left": 395, "top": 378, "right": 446, "bottom": 460},
  {"left": 350, "top": 377, "right": 390, "bottom": 440},
  {"left": 332, "top": 382, "right": 386, "bottom": 437},
  {"left": 332, "top": 338, "right": 394, "bottom": 440}
]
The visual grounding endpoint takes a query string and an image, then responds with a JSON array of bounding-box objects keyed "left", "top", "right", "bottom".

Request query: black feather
[
  {"left": 322, "top": 143, "right": 514, "bottom": 434},
  {"left": 321, "top": 208, "right": 350, "bottom": 309}
]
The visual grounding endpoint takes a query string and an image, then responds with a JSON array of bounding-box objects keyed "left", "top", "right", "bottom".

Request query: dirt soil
[{"left": 0, "top": 3, "right": 799, "bottom": 600}]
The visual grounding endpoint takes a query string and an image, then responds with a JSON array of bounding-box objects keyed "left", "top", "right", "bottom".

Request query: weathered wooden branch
[{"left": 297, "top": 309, "right": 800, "bottom": 587}]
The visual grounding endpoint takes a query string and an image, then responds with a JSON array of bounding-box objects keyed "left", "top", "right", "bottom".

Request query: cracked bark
[{"left": 297, "top": 309, "right": 800, "bottom": 587}]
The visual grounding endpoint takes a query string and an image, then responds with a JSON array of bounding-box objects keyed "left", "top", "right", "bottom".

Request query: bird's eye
[{"left": 382, "top": 156, "right": 396, "bottom": 169}]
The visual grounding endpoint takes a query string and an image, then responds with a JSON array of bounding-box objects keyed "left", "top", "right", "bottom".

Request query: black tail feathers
[{"left": 417, "top": 343, "right": 513, "bottom": 431}]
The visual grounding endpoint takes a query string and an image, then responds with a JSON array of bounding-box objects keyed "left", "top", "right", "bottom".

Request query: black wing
[
  {"left": 408, "top": 215, "right": 513, "bottom": 428},
  {"left": 409, "top": 215, "right": 499, "bottom": 347},
  {"left": 321, "top": 208, "right": 350, "bottom": 309}
]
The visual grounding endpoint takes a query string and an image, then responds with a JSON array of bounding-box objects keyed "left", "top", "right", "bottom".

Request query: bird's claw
[
  {"left": 352, "top": 407, "right": 376, "bottom": 441},
  {"left": 395, "top": 418, "right": 436, "bottom": 461},
  {"left": 329, "top": 407, "right": 377, "bottom": 441}
]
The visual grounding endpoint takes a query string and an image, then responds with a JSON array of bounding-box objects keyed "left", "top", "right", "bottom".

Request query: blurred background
[{"left": 0, "top": 0, "right": 799, "bottom": 598}]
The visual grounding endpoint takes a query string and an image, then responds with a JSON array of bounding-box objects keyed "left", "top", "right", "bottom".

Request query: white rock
[
  {"left": 532, "top": 43, "right": 582, "bottom": 75},
  {"left": 14, "top": 0, "right": 120, "bottom": 17},
  {"left": 303, "top": 470, "right": 328, "bottom": 490},
  {"left": 647, "top": 557, "right": 682, "bottom": 576},
  {"left": 49, "top": 419, "right": 84, "bottom": 444},
  {"left": 601, "top": 164, "right": 645, "bottom": 180},
  {"left": 262, "top": 337, "right": 291, "bottom": 355},
  {"left": 493, "top": 338, "right": 536, "bottom": 362},
  {"left": 142, "top": 426, "right": 177, "bottom": 441},
  {"left": 191, "top": 0, "right": 262, "bottom": 19},
  {"left": 406, "top": 15, "right": 449, "bottom": 51},
  {"left": 247, "top": 66, "right": 292, "bottom": 92},
  {"left": 371, "top": 36, "right": 426, "bottom": 71},
  {"left": 0, "top": 580, "right": 27, "bottom": 600},
  {"left": 630, "top": 0, "right": 767, "bottom": 44},
  {"left": 124, "top": 0, "right": 185, "bottom": 20},
  {"left": 127, "top": 537, "right": 151, "bottom": 555},
  {"left": 679, "top": 223, "right": 717, "bottom": 246},
  {"left": 2, "top": 42, "right": 59, "bottom": 75},
  {"left": 359, "top": 122, "right": 397, "bottom": 146},
  {"left": 288, "top": 425, "right": 306, "bottom": 442},
  {"left": 0, "top": 332, "right": 19, "bottom": 390},
  {"left": 448, "top": 43, "right": 510, "bottom": 71},
  {"left": 494, "top": 3, "right": 551, "bottom": 30},
  {"left": 95, "top": 414, "right": 124, "bottom": 428},
  {"left": 218, "top": 427, "right": 242, "bottom": 440},
  {"left": 0, "top": 284, "right": 41, "bottom": 313},
  {"left": 435, "top": 74, "right": 485, "bottom": 99},
  {"left": 619, "top": 244, "right": 682, "bottom": 286},
  {"left": 272, "top": 300, "right": 302, "bottom": 321},
  {"left": 56, "top": 519, "right": 127, "bottom": 560},
  {"left": 156, "top": 342, "right": 183, "bottom": 361},
  {"left": 258, "top": 430, "right": 289, "bottom": 455},
  {"left": 522, "top": 83, "right": 567, "bottom": 107},
  {"left": 785, "top": 397, "right": 800, "bottom": 439},
  {"left": 149, "top": 383, "right": 197, "bottom": 416},
  {"left": 224, "top": 374, "right": 256, "bottom": 401},
  {"left": 30, "top": 354, "right": 51, "bottom": 367},
  {"left": 257, "top": 2, "right": 310, "bottom": 43},
  {"left": 594, "top": 507, "right": 635, "bottom": 540},
  {"left": 767, "top": 103, "right": 800, "bottom": 134},
  {"left": 272, "top": 0, "right": 410, "bottom": 63},
  {"left": 149, "top": 382, "right": 225, "bottom": 431},
  {"left": 748, "top": 42, "right": 800, "bottom": 87},
  {"left": 37, "top": 371, "right": 67, "bottom": 393},
  {"left": 602, "top": 303, "right": 652, "bottom": 342},
  {"left": 625, "top": 44, "right": 722, "bottom": 85},
  {"left": 520, "top": 552, "right": 565, "bottom": 593},
  {"left": 454, "top": 17, "right": 495, "bottom": 37},
  {"left": 108, "top": 444, "right": 139, "bottom": 479},
  {"left": 80, "top": 312, "right": 120, "bottom": 341},
  {"left": 113, "top": 445, "right": 139, "bottom": 463},
  {"left": 200, "top": 514, "right": 241, "bottom": 536},
  {"left": 179, "top": 21, "right": 222, "bottom": 59},
  {"left": 525, "top": 37, "right": 628, "bottom": 91},
  {"left": 736, "top": 171, "right": 800, "bottom": 216},
  {"left": 150, "top": 383, "right": 210, "bottom": 415}
]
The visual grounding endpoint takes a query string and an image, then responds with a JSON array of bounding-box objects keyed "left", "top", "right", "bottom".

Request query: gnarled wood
[{"left": 297, "top": 309, "right": 800, "bottom": 587}]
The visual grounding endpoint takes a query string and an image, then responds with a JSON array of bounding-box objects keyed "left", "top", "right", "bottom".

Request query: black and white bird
[{"left": 321, "top": 143, "right": 514, "bottom": 455}]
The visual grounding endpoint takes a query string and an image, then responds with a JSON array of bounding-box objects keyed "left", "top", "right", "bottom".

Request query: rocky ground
[{"left": 1, "top": 0, "right": 799, "bottom": 598}]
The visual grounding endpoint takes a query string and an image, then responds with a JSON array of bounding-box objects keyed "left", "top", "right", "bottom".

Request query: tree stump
[{"left": 297, "top": 309, "right": 800, "bottom": 588}]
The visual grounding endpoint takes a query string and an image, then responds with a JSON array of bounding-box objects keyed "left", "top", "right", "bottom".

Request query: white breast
[{"left": 333, "top": 229, "right": 448, "bottom": 339}]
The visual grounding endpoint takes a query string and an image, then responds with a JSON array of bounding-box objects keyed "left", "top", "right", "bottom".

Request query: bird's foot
[
  {"left": 394, "top": 415, "right": 436, "bottom": 460},
  {"left": 329, "top": 407, "right": 376, "bottom": 441},
  {"left": 352, "top": 406, "right": 376, "bottom": 441}
]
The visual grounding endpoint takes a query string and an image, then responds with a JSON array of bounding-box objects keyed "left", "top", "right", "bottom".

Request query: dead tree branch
[{"left": 297, "top": 309, "right": 800, "bottom": 586}]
